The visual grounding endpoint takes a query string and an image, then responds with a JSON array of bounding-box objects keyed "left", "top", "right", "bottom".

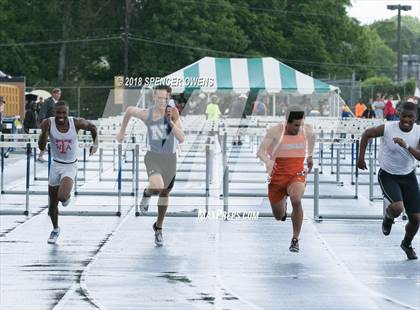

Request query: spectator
[
  {"left": 23, "top": 102, "right": 38, "bottom": 133},
  {"left": 38, "top": 88, "right": 61, "bottom": 162},
  {"left": 372, "top": 95, "right": 385, "bottom": 119},
  {"left": 384, "top": 95, "right": 397, "bottom": 121},
  {"left": 354, "top": 99, "right": 366, "bottom": 118},
  {"left": 205, "top": 95, "right": 222, "bottom": 121},
  {"left": 341, "top": 101, "right": 352, "bottom": 118},
  {"left": 302, "top": 96, "right": 313, "bottom": 116},
  {"left": 36, "top": 97, "right": 44, "bottom": 117},
  {"left": 175, "top": 99, "right": 184, "bottom": 114},
  {"left": 229, "top": 93, "right": 247, "bottom": 145},
  {"left": 185, "top": 93, "right": 205, "bottom": 115},
  {"left": 39, "top": 88, "right": 61, "bottom": 123},
  {"left": 253, "top": 98, "right": 267, "bottom": 116},
  {"left": 229, "top": 93, "right": 247, "bottom": 118},
  {"left": 362, "top": 104, "right": 376, "bottom": 119}
]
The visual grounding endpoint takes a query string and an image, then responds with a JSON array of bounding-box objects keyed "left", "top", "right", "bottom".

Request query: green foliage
[
  {"left": 370, "top": 16, "right": 420, "bottom": 55},
  {"left": 361, "top": 77, "right": 416, "bottom": 101},
  {"left": 0, "top": 0, "right": 416, "bottom": 99}
]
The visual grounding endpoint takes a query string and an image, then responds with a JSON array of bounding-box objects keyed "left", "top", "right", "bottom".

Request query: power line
[
  {"left": 0, "top": 35, "right": 121, "bottom": 47},
  {"left": 129, "top": 35, "right": 395, "bottom": 70},
  {"left": 1, "top": 33, "right": 396, "bottom": 72}
]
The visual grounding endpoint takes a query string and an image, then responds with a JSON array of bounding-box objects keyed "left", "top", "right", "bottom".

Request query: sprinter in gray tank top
[
  {"left": 358, "top": 102, "right": 420, "bottom": 260},
  {"left": 117, "top": 85, "right": 185, "bottom": 246},
  {"left": 38, "top": 101, "right": 98, "bottom": 244}
]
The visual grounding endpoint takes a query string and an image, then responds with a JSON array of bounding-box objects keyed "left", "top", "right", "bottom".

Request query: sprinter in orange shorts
[{"left": 257, "top": 106, "right": 315, "bottom": 252}]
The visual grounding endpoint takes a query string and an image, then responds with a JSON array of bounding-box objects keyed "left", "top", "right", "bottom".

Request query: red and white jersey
[{"left": 49, "top": 117, "right": 78, "bottom": 163}]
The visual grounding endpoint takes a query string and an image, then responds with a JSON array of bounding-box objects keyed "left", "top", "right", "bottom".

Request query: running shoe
[
  {"left": 62, "top": 196, "right": 71, "bottom": 207},
  {"left": 400, "top": 240, "right": 417, "bottom": 260},
  {"left": 47, "top": 228, "right": 60, "bottom": 244},
  {"left": 382, "top": 214, "right": 394, "bottom": 236},
  {"left": 139, "top": 194, "right": 150, "bottom": 214},
  {"left": 289, "top": 237, "right": 299, "bottom": 253},
  {"left": 37, "top": 157, "right": 46, "bottom": 163},
  {"left": 153, "top": 222, "right": 163, "bottom": 246}
]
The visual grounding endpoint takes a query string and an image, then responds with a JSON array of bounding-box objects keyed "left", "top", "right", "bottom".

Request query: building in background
[{"left": 0, "top": 74, "right": 26, "bottom": 119}]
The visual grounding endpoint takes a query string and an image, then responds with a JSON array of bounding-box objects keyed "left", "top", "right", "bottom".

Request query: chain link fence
[{"left": 26, "top": 85, "right": 118, "bottom": 120}]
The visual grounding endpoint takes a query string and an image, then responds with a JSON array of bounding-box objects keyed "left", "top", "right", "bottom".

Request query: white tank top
[
  {"left": 379, "top": 121, "right": 420, "bottom": 175},
  {"left": 49, "top": 117, "right": 78, "bottom": 163}
]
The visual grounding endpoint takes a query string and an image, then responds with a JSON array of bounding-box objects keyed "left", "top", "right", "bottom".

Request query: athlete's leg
[
  {"left": 287, "top": 182, "right": 305, "bottom": 239},
  {"left": 268, "top": 182, "right": 287, "bottom": 220},
  {"left": 404, "top": 213, "right": 420, "bottom": 245},
  {"left": 157, "top": 189, "right": 170, "bottom": 228},
  {"left": 139, "top": 174, "right": 164, "bottom": 213},
  {"left": 386, "top": 201, "right": 404, "bottom": 218},
  {"left": 378, "top": 169, "right": 404, "bottom": 235},
  {"left": 146, "top": 174, "right": 165, "bottom": 194},
  {"left": 57, "top": 176, "right": 73, "bottom": 203},
  {"left": 270, "top": 197, "right": 287, "bottom": 221},
  {"left": 48, "top": 185, "right": 59, "bottom": 229}
]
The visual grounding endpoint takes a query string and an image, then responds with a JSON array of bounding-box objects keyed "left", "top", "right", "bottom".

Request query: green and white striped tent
[{"left": 161, "top": 57, "right": 338, "bottom": 94}]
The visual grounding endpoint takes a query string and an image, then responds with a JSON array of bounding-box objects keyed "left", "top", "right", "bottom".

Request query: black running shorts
[
  {"left": 144, "top": 151, "right": 176, "bottom": 190},
  {"left": 378, "top": 169, "right": 420, "bottom": 214}
]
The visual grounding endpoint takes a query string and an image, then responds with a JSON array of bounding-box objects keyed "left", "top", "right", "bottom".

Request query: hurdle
[
  {"left": 221, "top": 133, "right": 359, "bottom": 200},
  {"left": 0, "top": 141, "right": 34, "bottom": 215}
]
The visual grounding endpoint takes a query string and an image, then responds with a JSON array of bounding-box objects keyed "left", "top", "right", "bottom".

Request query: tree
[{"left": 370, "top": 16, "right": 420, "bottom": 55}]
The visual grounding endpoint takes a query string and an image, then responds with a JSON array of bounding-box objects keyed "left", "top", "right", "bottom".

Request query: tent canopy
[{"left": 161, "top": 57, "right": 338, "bottom": 94}]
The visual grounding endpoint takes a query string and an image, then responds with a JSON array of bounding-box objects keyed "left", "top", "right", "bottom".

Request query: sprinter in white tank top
[
  {"left": 358, "top": 101, "right": 420, "bottom": 260},
  {"left": 38, "top": 101, "right": 98, "bottom": 244}
]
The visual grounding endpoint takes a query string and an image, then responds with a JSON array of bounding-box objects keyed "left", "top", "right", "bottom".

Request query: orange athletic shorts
[{"left": 268, "top": 175, "right": 306, "bottom": 204}]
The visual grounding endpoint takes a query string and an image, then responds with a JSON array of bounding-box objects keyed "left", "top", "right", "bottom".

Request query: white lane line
[
  {"left": 214, "top": 220, "right": 264, "bottom": 310},
  {"left": 52, "top": 206, "right": 134, "bottom": 310},
  {"left": 308, "top": 219, "right": 418, "bottom": 310},
  {"left": 0, "top": 206, "right": 48, "bottom": 238}
]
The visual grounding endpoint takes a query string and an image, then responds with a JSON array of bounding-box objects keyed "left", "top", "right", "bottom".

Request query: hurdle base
[
  {"left": 59, "top": 210, "right": 121, "bottom": 216},
  {"left": 228, "top": 193, "right": 357, "bottom": 199},
  {"left": 313, "top": 214, "right": 384, "bottom": 221},
  {"left": 74, "top": 191, "right": 134, "bottom": 196},
  {"left": 0, "top": 209, "right": 30, "bottom": 216},
  {"left": 136, "top": 211, "right": 199, "bottom": 217},
  {"left": 2, "top": 190, "right": 47, "bottom": 195}
]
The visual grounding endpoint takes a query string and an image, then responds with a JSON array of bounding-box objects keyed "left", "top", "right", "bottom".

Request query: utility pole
[
  {"left": 124, "top": 0, "right": 131, "bottom": 80},
  {"left": 387, "top": 4, "right": 412, "bottom": 82}
]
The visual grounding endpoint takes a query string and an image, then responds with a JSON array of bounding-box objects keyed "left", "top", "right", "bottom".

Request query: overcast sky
[{"left": 347, "top": 0, "right": 420, "bottom": 25}]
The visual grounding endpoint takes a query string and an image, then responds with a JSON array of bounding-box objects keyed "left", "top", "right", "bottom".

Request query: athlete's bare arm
[
  {"left": 257, "top": 125, "right": 282, "bottom": 174},
  {"left": 75, "top": 118, "right": 98, "bottom": 155},
  {"left": 305, "top": 123, "right": 316, "bottom": 173},
  {"left": 38, "top": 118, "right": 51, "bottom": 152},
  {"left": 357, "top": 125, "right": 384, "bottom": 170},
  {"left": 116, "top": 107, "right": 148, "bottom": 143},
  {"left": 392, "top": 137, "right": 420, "bottom": 161},
  {"left": 166, "top": 106, "right": 185, "bottom": 143}
]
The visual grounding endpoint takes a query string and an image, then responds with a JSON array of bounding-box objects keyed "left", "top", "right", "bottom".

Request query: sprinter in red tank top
[{"left": 257, "top": 106, "right": 315, "bottom": 252}]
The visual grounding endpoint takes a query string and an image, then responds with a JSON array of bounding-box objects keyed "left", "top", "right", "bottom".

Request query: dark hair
[
  {"left": 400, "top": 101, "right": 417, "bottom": 114},
  {"left": 154, "top": 84, "right": 172, "bottom": 93},
  {"left": 55, "top": 100, "right": 69, "bottom": 108},
  {"left": 285, "top": 105, "right": 305, "bottom": 123}
]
